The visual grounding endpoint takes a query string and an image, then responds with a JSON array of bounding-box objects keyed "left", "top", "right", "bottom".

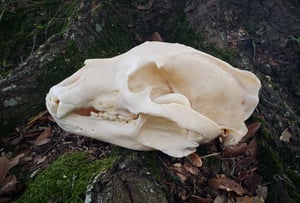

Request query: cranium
[{"left": 46, "top": 41, "right": 261, "bottom": 157}]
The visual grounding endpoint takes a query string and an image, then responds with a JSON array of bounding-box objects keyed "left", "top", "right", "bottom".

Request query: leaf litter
[
  {"left": 1, "top": 109, "right": 266, "bottom": 202},
  {"left": 0, "top": 111, "right": 112, "bottom": 202},
  {"left": 158, "top": 121, "right": 267, "bottom": 202}
]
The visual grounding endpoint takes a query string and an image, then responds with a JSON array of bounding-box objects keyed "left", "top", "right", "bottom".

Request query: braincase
[{"left": 127, "top": 50, "right": 259, "bottom": 131}]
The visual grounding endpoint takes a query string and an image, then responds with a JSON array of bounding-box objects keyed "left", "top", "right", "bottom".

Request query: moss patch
[
  {"left": 256, "top": 127, "right": 300, "bottom": 203},
  {"left": 16, "top": 152, "right": 115, "bottom": 203},
  {"left": 0, "top": 0, "right": 79, "bottom": 76}
]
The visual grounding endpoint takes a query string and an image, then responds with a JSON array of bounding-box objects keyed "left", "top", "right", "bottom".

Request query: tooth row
[{"left": 90, "top": 111, "right": 138, "bottom": 122}]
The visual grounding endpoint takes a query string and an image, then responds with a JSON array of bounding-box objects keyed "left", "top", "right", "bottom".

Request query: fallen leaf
[
  {"left": 183, "top": 161, "right": 199, "bottom": 175},
  {"left": 208, "top": 174, "right": 246, "bottom": 195},
  {"left": 25, "top": 111, "right": 48, "bottom": 127},
  {"left": 236, "top": 195, "right": 264, "bottom": 203},
  {"left": 136, "top": 0, "right": 154, "bottom": 10},
  {"left": 223, "top": 143, "right": 248, "bottom": 157},
  {"left": 178, "top": 188, "right": 189, "bottom": 200},
  {"left": 242, "top": 172, "right": 262, "bottom": 194},
  {"left": 280, "top": 129, "right": 292, "bottom": 143},
  {"left": 33, "top": 156, "right": 47, "bottom": 165},
  {"left": 0, "top": 175, "right": 17, "bottom": 196},
  {"left": 240, "top": 122, "right": 261, "bottom": 143},
  {"left": 36, "top": 127, "right": 52, "bottom": 141},
  {"left": 33, "top": 138, "right": 51, "bottom": 146},
  {"left": 256, "top": 185, "right": 268, "bottom": 200},
  {"left": 246, "top": 138, "right": 257, "bottom": 157},
  {"left": 0, "top": 154, "right": 23, "bottom": 183},
  {"left": 0, "top": 157, "right": 11, "bottom": 182},
  {"left": 187, "top": 153, "right": 202, "bottom": 167},
  {"left": 213, "top": 194, "right": 226, "bottom": 203},
  {"left": 151, "top": 32, "right": 163, "bottom": 42}
]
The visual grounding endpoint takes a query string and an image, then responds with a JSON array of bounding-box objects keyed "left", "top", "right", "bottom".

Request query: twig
[{"left": 201, "top": 152, "right": 221, "bottom": 159}]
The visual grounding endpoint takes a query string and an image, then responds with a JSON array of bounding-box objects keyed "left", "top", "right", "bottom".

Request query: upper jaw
[{"left": 46, "top": 91, "right": 139, "bottom": 124}]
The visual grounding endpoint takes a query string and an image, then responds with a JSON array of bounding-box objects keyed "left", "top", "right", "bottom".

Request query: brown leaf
[
  {"left": 151, "top": 32, "right": 163, "bottom": 42},
  {"left": 178, "top": 188, "right": 189, "bottom": 200},
  {"left": 136, "top": 0, "right": 154, "bottom": 10},
  {"left": 183, "top": 161, "right": 199, "bottom": 175},
  {"left": 36, "top": 127, "right": 52, "bottom": 141},
  {"left": 236, "top": 195, "right": 264, "bottom": 203},
  {"left": 33, "top": 138, "right": 51, "bottom": 146},
  {"left": 213, "top": 194, "right": 226, "bottom": 203},
  {"left": 0, "top": 175, "right": 17, "bottom": 196},
  {"left": 240, "top": 122, "right": 261, "bottom": 143},
  {"left": 187, "top": 153, "right": 202, "bottom": 167},
  {"left": 25, "top": 111, "right": 48, "bottom": 127},
  {"left": 208, "top": 175, "right": 246, "bottom": 195},
  {"left": 243, "top": 172, "right": 262, "bottom": 194},
  {"left": 0, "top": 157, "right": 11, "bottom": 182},
  {"left": 256, "top": 185, "right": 268, "bottom": 200},
  {"left": 280, "top": 129, "right": 292, "bottom": 143},
  {"left": 223, "top": 143, "right": 248, "bottom": 157},
  {"left": 245, "top": 138, "right": 257, "bottom": 157},
  {"left": 0, "top": 154, "right": 23, "bottom": 183},
  {"left": 33, "top": 156, "right": 47, "bottom": 165}
]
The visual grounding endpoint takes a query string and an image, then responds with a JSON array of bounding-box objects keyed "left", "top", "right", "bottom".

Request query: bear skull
[{"left": 46, "top": 41, "right": 261, "bottom": 157}]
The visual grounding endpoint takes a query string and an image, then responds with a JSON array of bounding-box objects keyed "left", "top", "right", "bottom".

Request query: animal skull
[{"left": 46, "top": 41, "right": 261, "bottom": 157}]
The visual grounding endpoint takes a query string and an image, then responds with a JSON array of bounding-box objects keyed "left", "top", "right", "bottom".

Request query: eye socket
[{"left": 128, "top": 62, "right": 172, "bottom": 99}]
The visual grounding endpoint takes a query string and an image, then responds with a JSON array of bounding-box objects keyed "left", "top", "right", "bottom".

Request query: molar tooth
[
  {"left": 103, "top": 112, "right": 117, "bottom": 121},
  {"left": 90, "top": 112, "right": 98, "bottom": 117}
]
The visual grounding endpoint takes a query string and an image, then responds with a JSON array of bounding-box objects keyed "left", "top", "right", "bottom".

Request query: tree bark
[{"left": 85, "top": 151, "right": 169, "bottom": 203}]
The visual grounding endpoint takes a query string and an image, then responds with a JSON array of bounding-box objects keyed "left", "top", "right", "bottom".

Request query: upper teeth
[{"left": 90, "top": 111, "right": 138, "bottom": 122}]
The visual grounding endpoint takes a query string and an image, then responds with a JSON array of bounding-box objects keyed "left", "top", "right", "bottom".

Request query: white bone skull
[{"left": 46, "top": 41, "right": 261, "bottom": 157}]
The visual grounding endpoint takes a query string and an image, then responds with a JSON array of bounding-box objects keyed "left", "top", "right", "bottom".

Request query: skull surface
[{"left": 46, "top": 41, "right": 261, "bottom": 157}]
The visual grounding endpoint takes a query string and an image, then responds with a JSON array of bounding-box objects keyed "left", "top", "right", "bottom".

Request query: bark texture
[{"left": 85, "top": 152, "right": 168, "bottom": 203}]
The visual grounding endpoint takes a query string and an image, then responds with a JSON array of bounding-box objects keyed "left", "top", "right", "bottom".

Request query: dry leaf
[
  {"left": 176, "top": 173, "right": 187, "bottom": 183},
  {"left": 25, "top": 111, "right": 48, "bottom": 127},
  {"left": 33, "top": 138, "right": 51, "bottom": 146},
  {"left": 243, "top": 172, "right": 261, "bottom": 194},
  {"left": 183, "top": 161, "right": 199, "bottom": 175},
  {"left": 136, "top": 0, "right": 154, "bottom": 10},
  {"left": 33, "top": 156, "right": 47, "bottom": 165},
  {"left": 246, "top": 138, "right": 257, "bottom": 157},
  {"left": 0, "top": 154, "right": 23, "bottom": 183},
  {"left": 208, "top": 174, "right": 245, "bottom": 196},
  {"left": 0, "top": 175, "right": 17, "bottom": 196},
  {"left": 213, "top": 194, "right": 226, "bottom": 203},
  {"left": 280, "top": 129, "right": 292, "bottom": 143},
  {"left": 256, "top": 185, "right": 268, "bottom": 200},
  {"left": 0, "top": 157, "right": 11, "bottom": 182},
  {"left": 223, "top": 143, "right": 248, "bottom": 157},
  {"left": 151, "top": 32, "right": 163, "bottom": 42},
  {"left": 36, "top": 127, "right": 52, "bottom": 141},
  {"left": 240, "top": 122, "right": 261, "bottom": 143},
  {"left": 236, "top": 195, "right": 264, "bottom": 203},
  {"left": 187, "top": 153, "right": 202, "bottom": 167}
]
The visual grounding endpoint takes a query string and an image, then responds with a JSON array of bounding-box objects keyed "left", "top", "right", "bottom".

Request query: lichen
[{"left": 16, "top": 152, "right": 115, "bottom": 203}]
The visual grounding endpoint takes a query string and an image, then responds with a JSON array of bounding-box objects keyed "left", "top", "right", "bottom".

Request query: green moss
[
  {"left": 255, "top": 126, "right": 300, "bottom": 203},
  {"left": 0, "top": 0, "right": 80, "bottom": 75},
  {"left": 16, "top": 152, "right": 115, "bottom": 203},
  {"left": 166, "top": 8, "right": 238, "bottom": 66}
]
